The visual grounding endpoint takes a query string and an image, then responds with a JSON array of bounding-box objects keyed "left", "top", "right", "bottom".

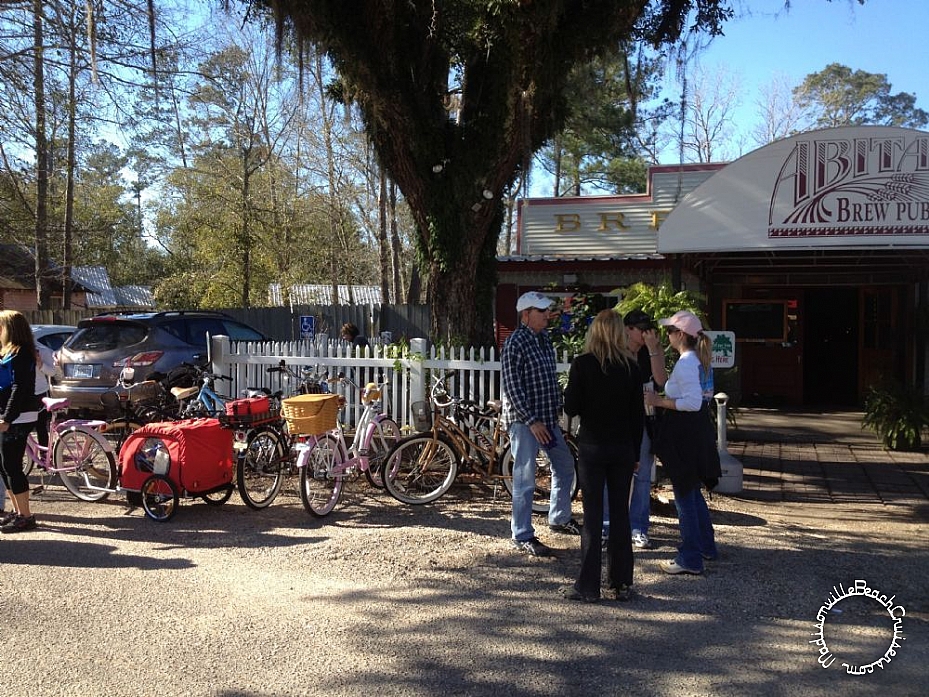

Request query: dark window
[
  {"left": 67, "top": 324, "right": 147, "bottom": 351},
  {"left": 182, "top": 318, "right": 227, "bottom": 348},
  {"left": 220, "top": 320, "right": 265, "bottom": 341},
  {"left": 159, "top": 319, "right": 188, "bottom": 342},
  {"left": 37, "top": 332, "right": 72, "bottom": 351}
]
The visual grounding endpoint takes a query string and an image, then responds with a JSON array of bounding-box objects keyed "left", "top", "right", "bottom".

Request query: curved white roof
[{"left": 658, "top": 126, "right": 929, "bottom": 252}]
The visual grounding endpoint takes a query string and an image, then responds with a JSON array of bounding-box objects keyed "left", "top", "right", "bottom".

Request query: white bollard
[{"left": 713, "top": 392, "right": 743, "bottom": 494}]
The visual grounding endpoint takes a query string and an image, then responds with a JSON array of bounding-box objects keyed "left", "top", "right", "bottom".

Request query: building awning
[
  {"left": 658, "top": 126, "right": 929, "bottom": 253},
  {"left": 497, "top": 254, "right": 664, "bottom": 263}
]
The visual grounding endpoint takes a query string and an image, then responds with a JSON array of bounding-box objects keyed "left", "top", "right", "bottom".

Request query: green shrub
[{"left": 862, "top": 382, "right": 929, "bottom": 451}]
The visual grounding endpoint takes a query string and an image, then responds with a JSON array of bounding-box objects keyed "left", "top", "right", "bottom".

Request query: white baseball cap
[{"left": 516, "top": 291, "right": 553, "bottom": 312}]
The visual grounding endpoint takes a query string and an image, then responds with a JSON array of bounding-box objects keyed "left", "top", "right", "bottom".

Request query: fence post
[
  {"left": 210, "top": 335, "right": 231, "bottom": 376},
  {"left": 409, "top": 337, "right": 429, "bottom": 402}
]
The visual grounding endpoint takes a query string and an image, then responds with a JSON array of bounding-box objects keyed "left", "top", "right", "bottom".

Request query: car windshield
[{"left": 66, "top": 323, "right": 147, "bottom": 351}]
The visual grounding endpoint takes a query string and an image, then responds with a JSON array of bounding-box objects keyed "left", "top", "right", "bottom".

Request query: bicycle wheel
[
  {"left": 501, "top": 435, "right": 579, "bottom": 514},
  {"left": 382, "top": 434, "right": 459, "bottom": 505},
  {"left": 103, "top": 419, "right": 143, "bottom": 454},
  {"left": 236, "top": 427, "right": 285, "bottom": 510},
  {"left": 141, "top": 474, "right": 179, "bottom": 521},
  {"left": 53, "top": 428, "right": 117, "bottom": 502},
  {"left": 299, "top": 434, "right": 344, "bottom": 517},
  {"left": 23, "top": 435, "right": 39, "bottom": 477},
  {"left": 201, "top": 485, "right": 234, "bottom": 506},
  {"left": 363, "top": 417, "right": 401, "bottom": 489}
]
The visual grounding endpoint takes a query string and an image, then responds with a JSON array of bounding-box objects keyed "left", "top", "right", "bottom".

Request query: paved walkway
[{"left": 723, "top": 408, "right": 929, "bottom": 512}]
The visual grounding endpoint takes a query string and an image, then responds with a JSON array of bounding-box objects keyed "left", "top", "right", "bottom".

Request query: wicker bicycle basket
[
  {"left": 410, "top": 400, "right": 433, "bottom": 432},
  {"left": 281, "top": 393, "right": 340, "bottom": 435}
]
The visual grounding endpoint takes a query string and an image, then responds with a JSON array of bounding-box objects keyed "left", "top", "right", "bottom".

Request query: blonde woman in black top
[{"left": 562, "top": 310, "right": 644, "bottom": 602}]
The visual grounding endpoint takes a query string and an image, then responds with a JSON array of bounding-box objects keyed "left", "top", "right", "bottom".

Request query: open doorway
[{"left": 803, "top": 288, "right": 859, "bottom": 407}]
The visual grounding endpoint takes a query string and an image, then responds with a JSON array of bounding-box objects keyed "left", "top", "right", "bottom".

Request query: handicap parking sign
[{"left": 300, "top": 315, "right": 315, "bottom": 339}]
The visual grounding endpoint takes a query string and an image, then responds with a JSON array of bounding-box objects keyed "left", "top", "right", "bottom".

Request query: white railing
[{"left": 209, "top": 335, "right": 573, "bottom": 431}]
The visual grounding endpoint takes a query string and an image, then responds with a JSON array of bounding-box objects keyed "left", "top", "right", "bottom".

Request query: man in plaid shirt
[{"left": 502, "top": 291, "right": 580, "bottom": 557}]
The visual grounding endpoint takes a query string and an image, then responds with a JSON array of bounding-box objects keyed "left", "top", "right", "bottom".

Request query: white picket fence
[{"left": 209, "top": 336, "right": 573, "bottom": 431}]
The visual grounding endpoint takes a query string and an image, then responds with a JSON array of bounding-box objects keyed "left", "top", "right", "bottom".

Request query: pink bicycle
[
  {"left": 23, "top": 397, "right": 117, "bottom": 502},
  {"left": 294, "top": 374, "right": 400, "bottom": 517}
]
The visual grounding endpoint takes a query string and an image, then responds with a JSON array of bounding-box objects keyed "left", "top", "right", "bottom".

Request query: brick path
[{"left": 728, "top": 441, "right": 929, "bottom": 509}]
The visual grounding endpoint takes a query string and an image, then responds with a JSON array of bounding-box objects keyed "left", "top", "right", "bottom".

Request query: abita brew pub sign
[{"left": 770, "top": 134, "right": 929, "bottom": 238}]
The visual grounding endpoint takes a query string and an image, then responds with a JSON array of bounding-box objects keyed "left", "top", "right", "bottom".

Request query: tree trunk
[
  {"left": 33, "top": 0, "right": 50, "bottom": 310},
  {"left": 416, "top": 189, "right": 502, "bottom": 346},
  {"left": 389, "top": 180, "right": 402, "bottom": 305},
  {"left": 377, "top": 167, "right": 390, "bottom": 303},
  {"left": 240, "top": 159, "right": 252, "bottom": 309},
  {"left": 62, "top": 2, "right": 78, "bottom": 310}
]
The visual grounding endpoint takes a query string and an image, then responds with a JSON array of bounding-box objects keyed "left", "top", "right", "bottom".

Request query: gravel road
[{"left": 2, "top": 475, "right": 926, "bottom": 697}]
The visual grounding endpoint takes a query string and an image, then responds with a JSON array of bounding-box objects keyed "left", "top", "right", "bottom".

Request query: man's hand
[{"left": 529, "top": 421, "right": 552, "bottom": 446}]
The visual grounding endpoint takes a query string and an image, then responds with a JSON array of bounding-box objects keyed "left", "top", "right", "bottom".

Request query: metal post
[
  {"left": 409, "top": 336, "right": 429, "bottom": 400},
  {"left": 713, "top": 392, "right": 743, "bottom": 493}
]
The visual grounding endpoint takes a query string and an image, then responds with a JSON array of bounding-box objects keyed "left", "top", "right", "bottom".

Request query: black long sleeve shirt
[{"left": 563, "top": 352, "right": 644, "bottom": 458}]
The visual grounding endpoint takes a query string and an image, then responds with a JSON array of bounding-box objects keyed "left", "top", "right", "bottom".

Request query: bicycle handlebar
[{"left": 430, "top": 372, "right": 457, "bottom": 409}]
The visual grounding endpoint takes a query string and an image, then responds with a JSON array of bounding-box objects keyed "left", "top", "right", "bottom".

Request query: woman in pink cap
[{"left": 645, "top": 310, "right": 720, "bottom": 574}]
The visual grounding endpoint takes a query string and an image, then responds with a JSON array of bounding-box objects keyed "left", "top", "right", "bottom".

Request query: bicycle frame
[
  {"left": 195, "top": 382, "right": 226, "bottom": 415},
  {"left": 298, "top": 384, "right": 391, "bottom": 476},
  {"left": 26, "top": 401, "right": 113, "bottom": 473},
  {"left": 173, "top": 373, "right": 229, "bottom": 417},
  {"left": 423, "top": 374, "right": 509, "bottom": 479}
]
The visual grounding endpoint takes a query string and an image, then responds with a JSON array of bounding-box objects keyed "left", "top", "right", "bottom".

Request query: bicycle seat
[
  {"left": 485, "top": 400, "right": 502, "bottom": 413},
  {"left": 171, "top": 385, "right": 200, "bottom": 400},
  {"left": 42, "top": 396, "right": 70, "bottom": 412}
]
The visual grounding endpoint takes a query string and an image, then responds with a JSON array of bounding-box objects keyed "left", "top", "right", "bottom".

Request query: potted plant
[{"left": 862, "top": 381, "right": 929, "bottom": 451}]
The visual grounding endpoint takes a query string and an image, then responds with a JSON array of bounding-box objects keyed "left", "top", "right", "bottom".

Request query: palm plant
[
  {"left": 615, "top": 281, "right": 707, "bottom": 327},
  {"left": 862, "top": 382, "right": 929, "bottom": 451}
]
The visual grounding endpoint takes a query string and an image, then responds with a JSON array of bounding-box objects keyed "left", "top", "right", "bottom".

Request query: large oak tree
[{"left": 241, "top": 0, "right": 736, "bottom": 344}]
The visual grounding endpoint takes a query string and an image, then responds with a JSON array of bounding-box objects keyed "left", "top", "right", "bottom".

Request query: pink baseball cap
[{"left": 658, "top": 310, "right": 703, "bottom": 337}]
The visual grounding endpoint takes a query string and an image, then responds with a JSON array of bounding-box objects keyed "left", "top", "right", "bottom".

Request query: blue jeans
[
  {"left": 509, "top": 422, "right": 575, "bottom": 542},
  {"left": 672, "top": 483, "right": 718, "bottom": 571},
  {"left": 602, "top": 429, "right": 653, "bottom": 537},
  {"left": 628, "top": 429, "right": 654, "bottom": 535}
]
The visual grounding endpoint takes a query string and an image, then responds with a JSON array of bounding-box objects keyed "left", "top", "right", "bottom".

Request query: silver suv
[{"left": 52, "top": 311, "right": 267, "bottom": 414}]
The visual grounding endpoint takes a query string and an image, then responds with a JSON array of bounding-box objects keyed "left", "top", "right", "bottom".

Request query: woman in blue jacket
[{"left": 0, "top": 310, "right": 39, "bottom": 533}]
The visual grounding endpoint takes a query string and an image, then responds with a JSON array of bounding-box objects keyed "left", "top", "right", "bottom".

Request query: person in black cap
[{"left": 615, "top": 309, "right": 667, "bottom": 550}]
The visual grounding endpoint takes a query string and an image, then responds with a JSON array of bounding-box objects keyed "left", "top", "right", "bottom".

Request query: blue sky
[{"left": 654, "top": 0, "right": 928, "bottom": 162}]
